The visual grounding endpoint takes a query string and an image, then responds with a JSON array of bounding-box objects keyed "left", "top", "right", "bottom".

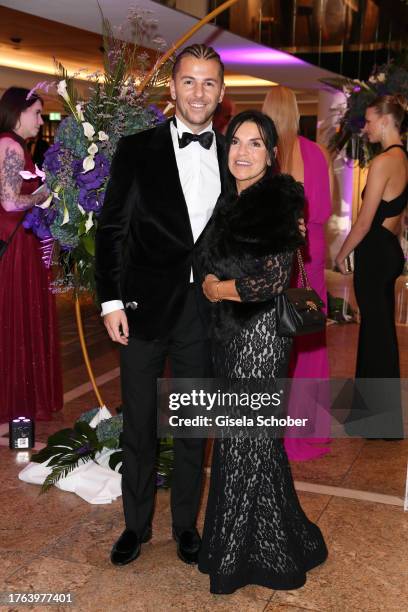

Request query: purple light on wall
[{"left": 218, "top": 48, "right": 306, "bottom": 66}]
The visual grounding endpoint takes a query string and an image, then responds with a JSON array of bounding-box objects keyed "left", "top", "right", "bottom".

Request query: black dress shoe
[
  {"left": 172, "top": 527, "right": 201, "bottom": 565},
  {"left": 110, "top": 527, "right": 152, "bottom": 566}
]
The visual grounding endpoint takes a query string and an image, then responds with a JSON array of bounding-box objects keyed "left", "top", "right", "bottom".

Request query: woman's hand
[
  {"left": 335, "top": 256, "right": 349, "bottom": 275},
  {"left": 202, "top": 274, "right": 221, "bottom": 302}
]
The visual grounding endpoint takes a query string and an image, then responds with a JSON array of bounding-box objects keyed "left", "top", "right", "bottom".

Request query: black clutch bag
[{"left": 276, "top": 250, "right": 326, "bottom": 337}]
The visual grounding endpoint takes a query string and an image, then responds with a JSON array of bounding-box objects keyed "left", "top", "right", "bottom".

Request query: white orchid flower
[
  {"left": 87, "top": 143, "right": 98, "bottom": 156},
  {"left": 57, "top": 80, "right": 70, "bottom": 102},
  {"left": 85, "top": 211, "right": 94, "bottom": 233},
  {"left": 61, "top": 202, "right": 70, "bottom": 225},
  {"left": 82, "top": 122, "right": 95, "bottom": 140},
  {"left": 377, "top": 73, "right": 386, "bottom": 82},
  {"left": 82, "top": 155, "right": 96, "bottom": 172},
  {"left": 98, "top": 131, "right": 109, "bottom": 141},
  {"left": 76, "top": 104, "right": 85, "bottom": 121},
  {"left": 36, "top": 193, "right": 53, "bottom": 209}
]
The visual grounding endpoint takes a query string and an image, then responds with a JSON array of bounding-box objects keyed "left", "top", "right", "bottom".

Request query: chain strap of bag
[
  {"left": 296, "top": 248, "right": 311, "bottom": 289},
  {"left": 275, "top": 247, "right": 326, "bottom": 336}
]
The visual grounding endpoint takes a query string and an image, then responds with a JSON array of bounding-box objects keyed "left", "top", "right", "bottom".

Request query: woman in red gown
[{"left": 0, "top": 87, "right": 63, "bottom": 422}]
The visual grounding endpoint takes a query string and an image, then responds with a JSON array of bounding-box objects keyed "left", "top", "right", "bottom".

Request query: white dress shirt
[{"left": 101, "top": 116, "right": 221, "bottom": 316}]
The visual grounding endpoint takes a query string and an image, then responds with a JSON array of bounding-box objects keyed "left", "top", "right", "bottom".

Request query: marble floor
[{"left": 1, "top": 272, "right": 407, "bottom": 612}]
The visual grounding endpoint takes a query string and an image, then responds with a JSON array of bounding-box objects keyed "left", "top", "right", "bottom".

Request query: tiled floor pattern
[{"left": 1, "top": 273, "right": 407, "bottom": 611}]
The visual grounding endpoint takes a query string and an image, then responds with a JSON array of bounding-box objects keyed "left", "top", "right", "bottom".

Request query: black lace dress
[{"left": 196, "top": 175, "right": 328, "bottom": 594}]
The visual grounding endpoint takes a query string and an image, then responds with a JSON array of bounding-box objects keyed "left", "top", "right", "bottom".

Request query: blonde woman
[{"left": 262, "top": 86, "right": 332, "bottom": 461}]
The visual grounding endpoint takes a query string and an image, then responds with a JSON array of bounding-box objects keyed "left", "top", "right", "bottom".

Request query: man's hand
[
  {"left": 298, "top": 217, "right": 306, "bottom": 238},
  {"left": 103, "top": 309, "right": 129, "bottom": 345}
]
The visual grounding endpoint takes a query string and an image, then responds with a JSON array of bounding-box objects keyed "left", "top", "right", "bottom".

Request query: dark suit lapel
[
  {"left": 149, "top": 118, "right": 194, "bottom": 247},
  {"left": 215, "top": 130, "right": 226, "bottom": 195}
]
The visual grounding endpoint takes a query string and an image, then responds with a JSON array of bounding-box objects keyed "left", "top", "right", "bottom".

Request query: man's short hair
[{"left": 172, "top": 44, "right": 224, "bottom": 80}]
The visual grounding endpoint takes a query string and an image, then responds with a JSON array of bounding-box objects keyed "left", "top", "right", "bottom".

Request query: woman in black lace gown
[{"left": 196, "top": 111, "right": 328, "bottom": 594}]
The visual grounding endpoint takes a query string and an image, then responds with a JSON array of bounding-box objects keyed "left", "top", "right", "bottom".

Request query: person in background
[
  {"left": 32, "top": 125, "right": 50, "bottom": 169},
  {"left": 263, "top": 85, "right": 333, "bottom": 461},
  {"left": 336, "top": 95, "right": 407, "bottom": 440},
  {"left": 213, "top": 95, "right": 236, "bottom": 135},
  {"left": 0, "top": 87, "right": 63, "bottom": 422}
]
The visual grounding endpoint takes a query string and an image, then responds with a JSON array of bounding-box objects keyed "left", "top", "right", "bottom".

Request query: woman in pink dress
[
  {"left": 263, "top": 86, "right": 332, "bottom": 461},
  {"left": 0, "top": 87, "right": 63, "bottom": 422}
]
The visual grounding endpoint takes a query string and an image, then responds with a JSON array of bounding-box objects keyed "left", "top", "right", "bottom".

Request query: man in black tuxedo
[{"left": 95, "top": 44, "right": 226, "bottom": 567}]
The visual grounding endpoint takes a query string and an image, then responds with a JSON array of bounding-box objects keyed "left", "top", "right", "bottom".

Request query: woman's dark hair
[
  {"left": 223, "top": 109, "right": 279, "bottom": 198},
  {"left": 0, "top": 87, "right": 43, "bottom": 134}
]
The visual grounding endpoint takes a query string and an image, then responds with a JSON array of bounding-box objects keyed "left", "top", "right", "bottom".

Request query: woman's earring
[{"left": 381, "top": 124, "right": 386, "bottom": 143}]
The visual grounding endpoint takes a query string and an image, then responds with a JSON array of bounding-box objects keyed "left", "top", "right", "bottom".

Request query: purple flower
[
  {"left": 43, "top": 142, "right": 62, "bottom": 175},
  {"left": 60, "top": 242, "right": 74, "bottom": 252},
  {"left": 78, "top": 188, "right": 105, "bottom": 213},
  {"left": 74, "top": 153, "right": 110, "bottom": 191},
  {"left": 148, "top": 104, "right": 166, "bottom": 123},
  {"left": 156, "top": 474, "right": 165, "bottom": 488},
  {"left": 23, "top": 206, "right": 53, "bottom": 240}
]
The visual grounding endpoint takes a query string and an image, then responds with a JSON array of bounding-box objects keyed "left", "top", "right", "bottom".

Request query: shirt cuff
[{"left": 101, "top": 300, "right": 124, "bottom": 316}]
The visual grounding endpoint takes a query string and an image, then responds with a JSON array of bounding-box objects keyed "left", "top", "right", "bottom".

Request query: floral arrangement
[
  {"left": 31, "top": 407, "right": 174, "bottom": 492},
  {"left": 24, "top": 8, "right": 170, "bottom": 293},
  {"left": 321, "top": 52, "right": 408, "bottom": 166}
]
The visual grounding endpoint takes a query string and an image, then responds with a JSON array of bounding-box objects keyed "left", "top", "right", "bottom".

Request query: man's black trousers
[{"left": 119, "top": 286, "right": 210, "bottom": 537}]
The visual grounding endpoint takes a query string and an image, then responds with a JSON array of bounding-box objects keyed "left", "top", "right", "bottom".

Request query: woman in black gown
[
  {"left": 336, "top": 96, "right": 408, "bottom": 438},
  {"left": 196, "top": 110, "right": 328, "bottom": 594}
]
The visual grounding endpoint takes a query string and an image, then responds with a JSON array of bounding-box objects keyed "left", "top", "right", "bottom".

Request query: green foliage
[
  {"left": 31, "top": 421, "right": 104, "bottom": 493},
  {"left": 55, "top": 117, "right": 87, "bottom": 158},
  {"left": 31, "top": 409, "right": 174, "bottom": 492},
  {"left": 156, "top": 437, "right": 174, "bottom": 488},
  {"left": 53, "top": 59, "right": 81, "bottom": 115},
  {"left": 108, "top": 450, "right": 123, "bottom": 473},
  {"left": 96, "top": 414, "right": 123, "bottom": 447}
]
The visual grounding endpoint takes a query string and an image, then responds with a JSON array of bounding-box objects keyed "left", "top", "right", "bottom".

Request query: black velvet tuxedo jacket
[{"left": 95, "top": 119, "right": 226, "bottom": 340}]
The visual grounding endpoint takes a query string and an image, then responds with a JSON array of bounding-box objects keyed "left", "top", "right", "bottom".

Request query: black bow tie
[{"left": 178, "top": 131, "right": 214, "bottom": 150}]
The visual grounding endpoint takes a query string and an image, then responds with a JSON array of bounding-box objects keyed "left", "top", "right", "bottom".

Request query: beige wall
[{"left": 176, "top": 0, "right": 208, "bottom": 18}]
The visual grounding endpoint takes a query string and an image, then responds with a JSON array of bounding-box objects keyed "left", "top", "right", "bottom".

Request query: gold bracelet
[{"left": 215, "top": 281, "right": 222, "bottom": 302}]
